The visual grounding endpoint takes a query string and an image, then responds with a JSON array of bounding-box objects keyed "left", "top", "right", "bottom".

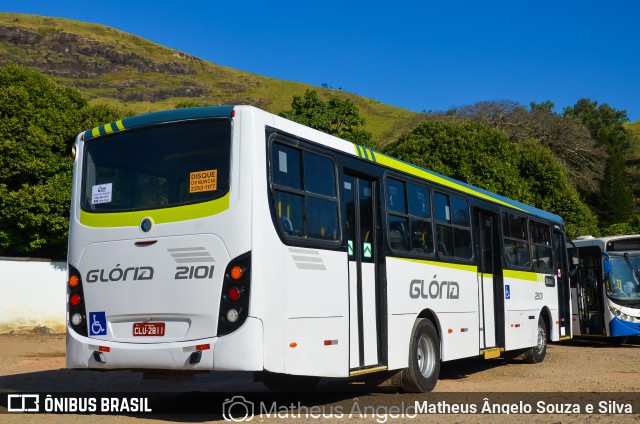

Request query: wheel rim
[
  {"left": 416, "top": 334, "right": 436, "bottom": 378},
  {"left": 536, "top": 326, "right": 546, "bottom": 354}
]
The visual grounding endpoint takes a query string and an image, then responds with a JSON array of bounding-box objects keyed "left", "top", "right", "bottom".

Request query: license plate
[{"left": 132, "top": 322, "right": 165, "bottom": 336}]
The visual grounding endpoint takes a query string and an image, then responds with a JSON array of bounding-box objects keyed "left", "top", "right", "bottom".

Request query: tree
[
  {"left": 563, "top": 98, "right": 634, "bottom": 153},
  {"left": 0, "top": 64, "right": 128, "bottom": 258},
  {"left": 383, "top": 120, "right": 527, "bottom": 199},
  {"left": 530, "top": 100, "right": 555, "bottom": 113},
  {"left": 564, "top": 98, "right": 638, "bottom": 224},
  {"left": 517, "top": 140, "right": 599, "bottom": 237},
  {"left": 280, "top": 90, "right": 376, "bottom": 148},
  {"left": 445, "top": 100, "right": 606, "bottom": 201},
  {"left": 597, "top": 151, "right": 634, "bottom": 227},
  {"left": 383, "top": 120, "right": 598, "bottom": 238}
]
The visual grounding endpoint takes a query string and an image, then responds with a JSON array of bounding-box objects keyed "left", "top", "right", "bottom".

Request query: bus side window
[
  {"left": 530, "top": 220, "right": 552, "bottom": 272},
  {"left": 271, "top": 141, "right": 339, "bottom": 242},
  {"left": 433, "top": 191, "right": 472, "bottom": 259},
  {"left": 274, "top": 191, "right": 304, "bottom": 237},
  {"left": 386, "top": 178, "right": 433, "bottom": 254},
  {"left": 389, "top": 216, "right": 409, "bottom": 250},
  {"left": 502, "top": 212, "right": 530, "bottom": 268}
]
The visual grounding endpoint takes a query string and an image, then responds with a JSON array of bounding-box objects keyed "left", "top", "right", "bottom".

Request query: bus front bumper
[{"left": 609, "top": 316, "right": 640, "bottom": 337}]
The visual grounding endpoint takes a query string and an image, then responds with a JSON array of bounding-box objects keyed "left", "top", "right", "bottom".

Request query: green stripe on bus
[
  {"left": 86, "top": 120, "right": 127, "bottom": 140},
  {"left": 79, "top": 192, "right": 230, "bottom": 228},
  {"left": 503, "top": 269, "right": 541, "bottom": 282},
  {"left": 354, "top": 146, "right": 377, "bottom": 163},
  {"left": 392, "top": 256, "right": 478, "bottom": 273}
]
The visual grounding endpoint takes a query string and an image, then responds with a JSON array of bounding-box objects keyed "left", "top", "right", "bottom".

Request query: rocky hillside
[{"left": 0, "top": 13, "right": 426, "bottom": 144}]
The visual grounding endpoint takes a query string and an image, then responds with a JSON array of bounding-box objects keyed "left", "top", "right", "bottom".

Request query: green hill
[
  {"left": 0, "top": 12, "right": 426, "bottom": 145},
  {"left": 627, "top": 121, "right": 640, "bottom": 142}
]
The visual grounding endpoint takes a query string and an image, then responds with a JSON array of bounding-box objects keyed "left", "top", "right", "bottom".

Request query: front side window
[
  {"left": 433, "top": 192, "right": 472, "bottom": 259},
  {"left": 82, "top": 119, "right": 231, "bottom": 212},
  {"left": 502, "top": 212, "right": 529, "bottom": 267},
  {"left": 271, "top": 141, "right": 339, "bottom": 242}
]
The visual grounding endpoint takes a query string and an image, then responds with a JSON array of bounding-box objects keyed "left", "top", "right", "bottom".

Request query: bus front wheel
[
  {"left": 607, "top": 336, "right": 629, "bottom": 346},
  {"left": 401, "top": 318, "right": 440, "bottom": 393},
  {"left": 523, "top": 316, "right": 547, "bottom": 364}
]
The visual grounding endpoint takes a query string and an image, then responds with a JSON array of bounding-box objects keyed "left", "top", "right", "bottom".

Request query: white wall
[{"left": 0, "top": 257, "right": 66, "bottom": 333}]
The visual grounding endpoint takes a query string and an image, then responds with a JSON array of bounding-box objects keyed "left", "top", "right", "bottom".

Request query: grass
[{"left": 0, "top": 12, "right": 424, "bottom": 144}]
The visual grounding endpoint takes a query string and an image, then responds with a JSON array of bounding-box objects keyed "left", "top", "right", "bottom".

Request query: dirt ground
[{"left": 0, "top": 331, "right": 639, "bottom": 423}]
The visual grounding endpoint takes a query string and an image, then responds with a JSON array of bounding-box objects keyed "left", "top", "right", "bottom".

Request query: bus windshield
[
  {"left": 607, "top": 254, "right": 640, "bottom": 300},
  {"left": 82, "top": 119, "right": 231, "bottom": 212}
]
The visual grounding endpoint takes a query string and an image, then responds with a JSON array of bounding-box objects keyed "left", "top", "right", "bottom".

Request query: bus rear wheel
[
  {"left": 401, "top": 318, "right": 440, "bottom": 393},
  {"left": 523, "top": 316, "right": 547, "bottom": 364}
]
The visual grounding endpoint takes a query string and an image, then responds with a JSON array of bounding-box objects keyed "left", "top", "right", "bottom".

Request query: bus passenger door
[
  {"left": 573, "top": 246, "right": 606, "bottom": 335},
  {"left": 553, "top": 229, "right": 572, "bottom": 338},
  {"left": 476, "top": 210, "right": 503, "bottom": 349},
  {"left": 343, "top": 173, "right": 382, "bottom": 371}
]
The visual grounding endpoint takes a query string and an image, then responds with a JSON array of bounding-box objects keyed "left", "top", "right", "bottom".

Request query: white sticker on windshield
[{"left": 92, "top": 183, "right": 112, "bottom": 204}]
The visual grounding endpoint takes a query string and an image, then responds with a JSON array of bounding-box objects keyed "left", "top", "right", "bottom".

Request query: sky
[{"left": 3, "top": 1, "right": 640, "bottom": 121}]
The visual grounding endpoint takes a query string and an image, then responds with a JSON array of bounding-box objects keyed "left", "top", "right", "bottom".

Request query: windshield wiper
[{"left": 623, "top": 253, "right": 640, "bottom": 282}]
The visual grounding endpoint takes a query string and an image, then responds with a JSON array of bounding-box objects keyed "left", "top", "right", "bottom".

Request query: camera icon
[{"left": 222, "top": 395, "right": 254, "bottom": 422}]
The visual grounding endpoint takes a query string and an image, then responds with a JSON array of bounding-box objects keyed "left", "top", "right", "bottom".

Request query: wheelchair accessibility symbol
[{"left": 89, "top": 312, "right": 107, "bottom": 336}]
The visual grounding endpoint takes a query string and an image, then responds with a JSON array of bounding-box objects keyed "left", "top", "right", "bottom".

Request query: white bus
[
  {"left": 570, "top": 235, "right": 640, "bottom": 344},
  {"left": 66, "top": 106, "right": 572, "bottom": 392}
]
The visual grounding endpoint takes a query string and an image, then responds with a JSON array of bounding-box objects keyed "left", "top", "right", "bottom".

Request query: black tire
[
  {"left": 260, "top": 372, "right": 320, "bottom": 392},
  {"left": 401, "top": 318, "right": 440, "bottom": 392},
  {"left": 523, "top": 316, "right": 547, "bottom": 364},
  {"left": 608, "top": 336, "right": 629, "bottom": 346}
]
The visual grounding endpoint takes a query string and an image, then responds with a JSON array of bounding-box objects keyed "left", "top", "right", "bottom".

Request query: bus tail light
[
  {"left": 230, "top": 265, "right": 244, "bottom": 280},
  {"left": 70, "top": 294, "right": 81, "bottom": 306},
  {"left": 69, "top": 275, "right": 80, "bottom": 288},
  {"left": 218, "top": 252, "right": 251, "bottom": 337},
  {"left": 228, "top": 286, "right": 242, "bottom": 301},
  {"left": 67, "top": 264, "right": 88, "bottom": 337}
]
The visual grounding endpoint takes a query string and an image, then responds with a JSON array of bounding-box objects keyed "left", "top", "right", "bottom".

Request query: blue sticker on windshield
[
  {"left": 505, "top": 285, "right": 511, "bottom": 300},
  {"left": 89, "top": 311, "right": 107, "bottom": 336}
]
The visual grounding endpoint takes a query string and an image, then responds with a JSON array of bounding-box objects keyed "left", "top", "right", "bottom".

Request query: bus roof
[
  {"left": 82, "top": 106, "right": 235, "bottom": 141},
  {"left": 573, "top": 234, "right": 640, "bottom": 251},
  {"left": 81, "top": 105, "right": 564, "bottom": 226}
]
